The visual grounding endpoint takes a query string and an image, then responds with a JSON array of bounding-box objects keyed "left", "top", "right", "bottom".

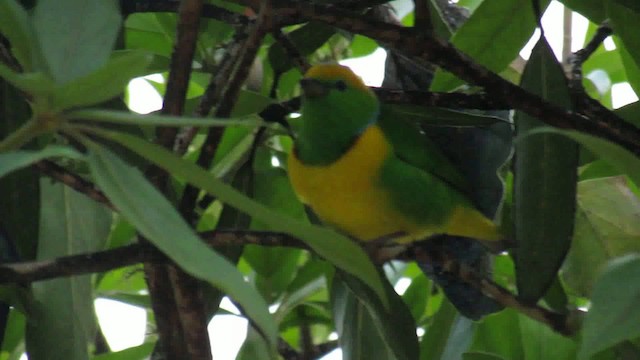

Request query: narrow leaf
[
  {"left": 0, "top": 64, "right": 55, "bottom": 97},
  {"left": 66, "top": 109, "right": 261, "bottom": 127},
  {"left": 331, "top": 272, "right": 419, "bottom": 360},
  {"left": 83, "top": 127, "right": 389, "bottom": 307},
  {"left": 26, "top": 180, "right": 112, "bottom": 360},
  {"left": 528, "top": 128, "right": 640, "bottom": 186},
  {"left": 514, "top": 38, "right": 578, "bottom": 302},
  {"left": 0, "top": 146, "right": 82, "bottom": 178},
  {"left": 85, "top": 143, "right": 278, "bottom": 349}
]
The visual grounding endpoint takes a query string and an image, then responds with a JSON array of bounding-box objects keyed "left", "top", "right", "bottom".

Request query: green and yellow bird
[{"left": 288, "top": 64, "right": 503, "bottom": 248}]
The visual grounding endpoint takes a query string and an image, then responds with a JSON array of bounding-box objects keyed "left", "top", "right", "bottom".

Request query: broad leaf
[
  {"left": 562, "top": 176, "right": 640, "bottom": 296},
  {"left": 33, "top": 0, "right": 121, "bottom": 84},
  {"left": 52, "top": 51, "right": 153, "bottom": 111},
  {"left": 514, "top": 38, "right": 578, "bottom": 303},
  {"left": 579, "top": 255, "right": 640, "bottom": 359},
  {"left": 431, "top": 0, "right": 551, "bottom": 91}
]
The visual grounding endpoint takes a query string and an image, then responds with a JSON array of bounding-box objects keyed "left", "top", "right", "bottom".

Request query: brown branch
[
  {"left": 148, "top": 1, "right": 213, "bottom": 359},
  {"left": 0, "top": 231, "right": 302, "bottom": 284},
  {"left": 179, "top": 1, "right": 271, "bottom": 223},
  {"left": 568, "top": 22, "right": 617, "bottom": 124},
  {"left": 0, "top": 227, "right": 580, "bottom": 336},
  {"left": 414, "top": 0, "right": 433, "bottom": 33},
  {"left": 34, "top": 160, "right": 115, "bottom": 211},
  {"left": 120, "top": 0, "right": 248, "bottom": 26},
  {"left": 272, "top": 3, "right": 640, "bottom": 156},
  {"left": 406, "top": 246, "right": 581, "bottom": 336}
]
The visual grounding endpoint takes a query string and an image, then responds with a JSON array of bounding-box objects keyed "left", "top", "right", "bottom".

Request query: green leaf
[
  {"left": 514, "top": 38, "right": 578, "bottom": 303},
  {"left": 33, "top": 0, "right": 121, "bottom": 84},
  {"left": 463, "top": 353, "right": 507, "bottom": 360},
  {"left": 125, "top": 13, "right": 175, "bottom": 58},
  {"left": 66, "top": 109, "right": 261, "bottom": 127},
  {"left": 0, "top": 146, "right": 82, "bottom": 178},
  {"left": 614, "top": 101, "right": 640, "bottom": 128},
  {"left": 349, "top": 35, "right": 379, "bottom": 58},
  {"left": 562, "top": 176, "right": 640, "bottom": 296},
  {"left": 382, "top": 104, "right": 506, "bottom": 127},
  {"left": 419, "top": 299, "right": 463, "bottom": 360},
  {"left": 518, "top": 310, "right": 577, "bottom": 360},
  {"left": 92, "top": 342, "right": 155, "bottom": 360},
  {"left": 579, "top": 255, "right": 640, "bottom": 359},
  {"left": 268, "top": 22, "right": 336, "bottom": 74},
  {"left": 0, "top": 64, "right": 55, "bottom": 97},
  {"left": 83, "top": 127, "right": 389, "bottom": 307},
  {"left": 1, "top": 309, "right": 26, "bottom": 355},
  {"left": 52, "top": 51, "right": 154, "bottom": 110},
  {"left": 0, "top": 79, "right": 39, "bottom": 259},
  {"left": 560, "top": 0, "right": 605, "bottom": 23},
  {"left": 331, "top": 272, "right": 419, "bottom": 360},
  {"left": 401, "top": 273, "right": 429, "bottom": 322},
  {"left": 470, "top": 309, "right": 524, "bottom": 359},
  {"left": 529, "top": 128, "right": 640, "bottom": 186},
  {"left": 430, "top": 0, "right": 551, "bottom": 91},
  {"left": 84, "top": 143, "right": 278, "bottom": 350},
  {"left": 26, "top": 180, "right": 112, "bottom": 360},
  {"left": 236, "top": 327, "right": 272, "bottom": 360},
  {"left": 583, "top": 49, "right": 626, "bottom": 85},
  {"left": 0, "top": 0, "right": 39, "bottom": 70}
]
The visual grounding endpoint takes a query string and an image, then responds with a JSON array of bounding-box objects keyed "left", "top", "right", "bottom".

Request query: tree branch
[
  {"left": 0, "top": 228, "right": 580, "bottom": 336},
  {"left": 272, "top": 3, "right": 640, "bottom": 155}
]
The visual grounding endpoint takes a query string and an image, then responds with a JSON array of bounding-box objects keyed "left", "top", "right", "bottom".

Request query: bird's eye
[{"left": 335, "top": 80, "right": 347, "bottom": 91}]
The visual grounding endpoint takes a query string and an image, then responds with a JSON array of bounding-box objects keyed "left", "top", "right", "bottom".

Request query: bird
[{"left": 287, "top": 64, "right": 506, "bottom": 319}]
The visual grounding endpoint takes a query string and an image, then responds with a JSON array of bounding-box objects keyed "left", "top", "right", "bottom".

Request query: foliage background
[{"left": 0, "top": 0, "right": 640, "bottom": 359}]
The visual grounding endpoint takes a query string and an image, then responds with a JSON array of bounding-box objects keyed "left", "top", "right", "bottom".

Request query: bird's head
[
  {"left": 299, "top": 64, "right": 379, "bottom": 131},
  {"left": 293, "top": 64, "right": 380, "bottom": 164}
]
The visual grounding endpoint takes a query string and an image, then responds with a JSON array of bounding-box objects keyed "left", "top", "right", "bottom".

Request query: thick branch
[
  {"left": 273, "top": 3, "right": 640, "bottom": 155},
  {"left": 0, "top": 231, "right": 302, "bottom": 284}
]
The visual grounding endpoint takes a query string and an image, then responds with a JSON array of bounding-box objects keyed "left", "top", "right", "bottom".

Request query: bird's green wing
[{"left": 377, "top": 109, "right": 470, "bottom": 196}]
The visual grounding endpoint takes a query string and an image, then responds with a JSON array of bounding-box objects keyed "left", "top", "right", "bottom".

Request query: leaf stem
[{"left": 0, "top": 118, "right": 43, "bottom": 152}]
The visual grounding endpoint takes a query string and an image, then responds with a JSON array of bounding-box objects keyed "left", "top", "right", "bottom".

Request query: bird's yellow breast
[{"left": 288, "top": 125, "right": 423, "bottom": 241}]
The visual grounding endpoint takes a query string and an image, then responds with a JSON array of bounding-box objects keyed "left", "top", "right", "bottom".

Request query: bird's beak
[{"left": 300, "top": 78, "right": 330, "bottom": 99}]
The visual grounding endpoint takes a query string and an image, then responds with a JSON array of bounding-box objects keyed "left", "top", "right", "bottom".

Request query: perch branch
[{"left": 0, "top": 228, "right": 580, "bottom": 336}]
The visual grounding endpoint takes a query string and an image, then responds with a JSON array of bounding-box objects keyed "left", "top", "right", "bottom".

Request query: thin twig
[
  {"left": 568, "top": 22, "right": 613, "bottom": 108},
  {"left": 272, "top": 29, "right": 311, "bottom": 73},
  {"left": 407, "top": 246, "right": 581, "bottom": 336},
  {"left": 179, "top": 1, "right": 272, "bottom": 223},
  {"left": 34, "top": 160, "right": 115, "bottom": 211}
]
